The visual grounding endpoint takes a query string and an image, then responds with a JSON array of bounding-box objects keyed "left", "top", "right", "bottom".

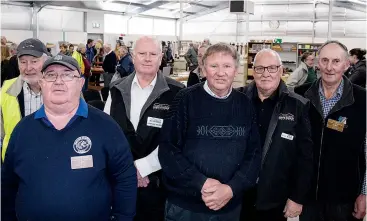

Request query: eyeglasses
[
  {"left": 43, "top": 72, "right": 82, "bottom": 82},
  {"left": 253, "top": 65, "right": 281, "bottom": 74}
]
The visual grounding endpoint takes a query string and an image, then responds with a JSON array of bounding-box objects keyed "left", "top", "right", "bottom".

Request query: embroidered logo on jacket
[
  {"left": 153, "top": 103, "right": 170, "bottom": 111},
  {"left": 278, "top": 113, "right": 295, "bottom": 121},
  {"left": 73, "top": 136, "right": 92, "bottom": 154},
  {"left": 197, "top": 125, "right": 246, "bottom": 138}
]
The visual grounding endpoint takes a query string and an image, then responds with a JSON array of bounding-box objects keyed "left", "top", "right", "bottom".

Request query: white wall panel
[
  {"left": 64, "top": 32, "right": 87, "bottom": 44},
  {"left": 61, "top": 11, "right": 84, "bottom": 31},
  {"left": 38, "top": 31, "right": 63, "bottom": 44},
  {"left": 0, "top": 30, "right": 33, "bottom": 44},
  {"left": 1, "top": 5, "right": 32, "bottom": 30},
  {"left": 38, "top": 9, "right": 63, "bottom": 31},
  {"left": 153, "top": 19, "right": 175, "bottom": 36},
  {"left": 128, "top": 17, "right": 153, "bottom": 35},
  {"left": 104, "top": 14, "right": 128, "bottom": 34},
  {"left": 87, "top": 12, "right": 104, "bottom": 33}
]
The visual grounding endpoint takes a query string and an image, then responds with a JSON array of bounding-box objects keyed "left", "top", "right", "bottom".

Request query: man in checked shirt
[
  {"left": 295, "top": 40, "right": 366, "bottom": 221},
  {"left": 1, "top": 38, "right": 49, "bottom": 162}
]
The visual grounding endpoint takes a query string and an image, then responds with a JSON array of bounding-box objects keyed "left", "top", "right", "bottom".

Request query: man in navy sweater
[
  {"left": 1, "top": 54, "right": 137, "bottom": 221},
  {"left": 159, "top": 43, "right": 261, "bottom": 221}
]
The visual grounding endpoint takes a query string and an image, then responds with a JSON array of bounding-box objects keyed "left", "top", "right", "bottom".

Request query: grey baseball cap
[
  {"left": 17, "top": 38, "right": 49, "bottom": 58},
  {"left": 42, "top": 54, "right": 81, "bottom": 74}
]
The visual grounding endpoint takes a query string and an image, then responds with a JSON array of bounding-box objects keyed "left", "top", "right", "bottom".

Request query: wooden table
[{"left": 91, "top": 67, "right": 104, "bottom": 86}]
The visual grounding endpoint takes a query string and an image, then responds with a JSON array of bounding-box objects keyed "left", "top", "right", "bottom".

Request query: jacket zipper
[{"left": 314, "top": 103, "right": 347, "bottom": 200}]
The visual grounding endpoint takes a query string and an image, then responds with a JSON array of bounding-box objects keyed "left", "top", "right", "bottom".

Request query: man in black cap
[
  {"left": 1, "top": 38, "right": 49, "bottom": 162},
  {"left": 1, "top": 54, "right": 137, "bottom": 221}
]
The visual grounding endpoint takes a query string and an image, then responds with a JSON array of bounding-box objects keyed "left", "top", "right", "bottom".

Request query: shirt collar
[
  {"left": 23, "top": 81, "right": 41, "bottom": 96},
  {"left": 319, "top": 78, "right": 344, "bottom": 99},
  {"left": 132, "top": 73, "right": 157, "bottom": 89},
  {"left": 253, "top": 85, "right": 279, "bottom": 102},
  {"left": 203, "top": 81, "right": 232, "bottom": 99},
  {"left": 34, "top": 98, "right": 88, "bottom": 120}
]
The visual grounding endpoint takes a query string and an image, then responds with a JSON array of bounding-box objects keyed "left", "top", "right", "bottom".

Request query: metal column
[
  {"left": 179, "top": 1, "right": 183, "bottom": 52},
  {"left": 327, "top": 0, "right": 333, "bottom": 40}
]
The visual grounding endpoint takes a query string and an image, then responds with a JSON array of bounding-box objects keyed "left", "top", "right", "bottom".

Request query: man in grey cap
[
  {"left": 1, "top": 38, "right": 49, "bottom": 162},
  {"left": 2, "top": 54, "right": 137, "bottom": 221}
]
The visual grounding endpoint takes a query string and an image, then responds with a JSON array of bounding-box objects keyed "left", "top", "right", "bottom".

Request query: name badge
[
  {"left": 326, "top": 119, "right": 344, "bottom": 132},
  {"left": 281, "top": 132, "right": 294, "bottom": 141},
  {"left": 147, "top": 117, "right": 164, "bottom": 128},
  {"left": 71, "top": 155, "right": 94, "bottom": 169}
]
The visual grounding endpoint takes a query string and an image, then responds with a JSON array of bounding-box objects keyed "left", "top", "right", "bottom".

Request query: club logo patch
[
  {"left": 73, "top": 136, "right": 92, "bottom": 154},
  {"left": 153, "top": 103, "right": 170, "bottom": 111},
  {"left": 278, "top": 113, "right": 295, "bottom": 121}
]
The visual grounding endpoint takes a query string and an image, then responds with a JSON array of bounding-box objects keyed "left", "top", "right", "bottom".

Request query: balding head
[
  {"left": 133, "top": 36, "right": 163, "bottom": 77},
  {"left": 252, "top": 49, "right": 283, "bottom": 99},
  {"left": 135, "top": 36, "right": 162, "bottom": 54}
]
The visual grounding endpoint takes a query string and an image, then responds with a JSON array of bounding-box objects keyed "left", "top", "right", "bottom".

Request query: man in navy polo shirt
[{"left": 1, "top": 54, "right": 137, "bottom": 221}]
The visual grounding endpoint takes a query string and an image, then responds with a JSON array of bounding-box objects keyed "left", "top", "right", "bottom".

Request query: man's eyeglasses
[
  {"left": 43, "top": 72, "right": 82, "bottom": 82},
  {"left": 253, "top": 65, "right": 281, "bottom": 74}
]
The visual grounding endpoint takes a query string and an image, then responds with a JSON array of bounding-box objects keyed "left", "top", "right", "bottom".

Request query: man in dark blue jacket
[
  {"left": 86, "top": 39, "right": 95, "bottom": 64},
  {"left": 1, "top": 54, "right": 137, "bottom": 221}
]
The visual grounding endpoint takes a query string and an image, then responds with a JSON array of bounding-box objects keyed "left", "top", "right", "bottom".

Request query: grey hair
[
  {"left": 253, "top": 49, "right": 282, "bottom": 66},
  {"left": 104, "top": 43, "right": 111, "bottom": 49},
  {"left": 318, "top": 40, "right": 349, "bottom": 59},
  {"left": 135, "top": 36, "right": 162, "bottom": 53},
  {"left": 9, "top": 43, "right": 17, "bottom": 51},
  {"left": 202, "top": 42, "right": 240, "bottom": 67}
]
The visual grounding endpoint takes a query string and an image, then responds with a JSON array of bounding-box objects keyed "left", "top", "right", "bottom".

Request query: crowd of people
[{"left": 0, "top": 34, "right": 366, "bottom": 221}]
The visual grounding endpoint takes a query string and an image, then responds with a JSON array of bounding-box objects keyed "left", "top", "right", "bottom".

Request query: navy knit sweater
[
  {"left": 158, "top": 83, "right": 261, "bottom": 213},
  {"left": 1, "top": 103, "right": 137, "bottom": 221}
]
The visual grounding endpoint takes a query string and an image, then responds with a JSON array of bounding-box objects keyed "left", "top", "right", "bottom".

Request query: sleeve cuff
[{"left": 134, "top": 147, "right": 161, "bottom": 178}]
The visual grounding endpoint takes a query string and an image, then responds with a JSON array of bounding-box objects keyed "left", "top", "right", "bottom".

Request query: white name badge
[
  {"left": 147, "top": 117, "right": 164, "bottom": 128},
  {"left": 71, "top": 155, "right": 94, "bottom": 169},
  {"left": 281, "top": 132, "right": 294, "bottom": 141}
]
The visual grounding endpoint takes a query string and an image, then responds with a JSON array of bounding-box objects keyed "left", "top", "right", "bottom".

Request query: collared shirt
[
  {"left": 203, "top": 81, "right": 232, "bottom": 99},
  {"left": 252, "top": 87, "right": 279, "bottom": 148},
  {"left": 319, "top": 79, "right": 344, "bottom": 118},
  {"left": 34, "top": 98, "right": 88, "bottom": 129},
  {"left": 23, "top": 82, "right": 43, "bottom": 116},
  {"left": 130, "top": 74, "right": 157, "bottom": 131}
]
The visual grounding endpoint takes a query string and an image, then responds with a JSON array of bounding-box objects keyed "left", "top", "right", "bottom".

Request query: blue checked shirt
[
  {"left": 319, "top": 80, "right": 366, "bottom": 195},
  {"left": 319, "top": 79, "right": 344, "bottom": 118}
]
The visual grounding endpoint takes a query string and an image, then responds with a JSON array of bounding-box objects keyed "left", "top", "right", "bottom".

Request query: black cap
[
  {"left": 42, "top": 54, "right": 81, "bottom": 74},
  {"left": 17, "top": 38, "right": 48, "bottom": 58}
]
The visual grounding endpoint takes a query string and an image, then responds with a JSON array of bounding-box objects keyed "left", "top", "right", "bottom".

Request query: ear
[{"left": 79, "top": 76, "right": 85, "bottom": 90}]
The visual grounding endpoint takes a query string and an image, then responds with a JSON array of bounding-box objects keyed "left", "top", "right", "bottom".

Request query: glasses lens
[
  {"left": 44, "top": 73, "right": 56, "bottom": 82},
  {"left": 254, "top": 67, "right": 264, "bottom": 73},
  {"left": 268, "top": 66, "right": 278, "bottom": 73},
  {"left": 62, "top": 73, "right": 74, "bottom": 81}
]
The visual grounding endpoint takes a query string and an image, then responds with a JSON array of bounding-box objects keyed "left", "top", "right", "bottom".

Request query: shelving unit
[
  {"left": 296, "top": 43, "right": 323, "bottom": 66},
  {"left": 272, "top": 42, "right": 298, "bottom": 75},
  {"left": 246, "top": 41, "right": 272, "bottom": 84}
]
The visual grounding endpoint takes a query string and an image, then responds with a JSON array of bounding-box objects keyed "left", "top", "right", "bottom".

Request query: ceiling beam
[
  {"left": 184, "top": 2, "right": 228, "bottom": 21},
  {"left": 131, "top": 0, "right": 168, "bottom": 14},
  {"left": 189, "top": 2, "right": 215, "bottom": 9}
]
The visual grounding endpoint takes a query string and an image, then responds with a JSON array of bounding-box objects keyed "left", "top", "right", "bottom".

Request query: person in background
[
  {"left": 85, "top": 39, "right": 95, "bottom": 64},
  {"left": 184, "top": 42, "right": 198, "bottom": 71},
  {"left": 102, "top": 43, "right": 117, "bottom": 88},
  {"left": 1, "top": 43, "right": 20, "bottom": 85},
  {"left": 159, "top": 46, "right": 168, "bottom": 71},
  {"left": 58, "top": 43, "right": 68, "bottom": 55},
  {"left": 68, "top": 44, "right": 74, "bottom": 56},
  {"left": 1, "top": 36, "right": 7, "bottom": 45},
  {"left": 115, "top": 41, "right": 122, "bottom": 60},
  {"left": 159, "top": 43, "right": 261, "bottom": 221},
  {"left": 116, "top": 45, "right": 134, "bottom": 78},
  {"left": 72, "top": 44, "right": 86, "bottom": 79},
  {"left": 82, "top": 48, "right": 92, "bottom": 92},
  {"left": 238, "top": 49, "right": 313, "bottom": 221},
  {"left": 1, "top": 54, "right": 137, "bottom": 221},
  {"left": 187, "top": 44, "right": 208, "bottom": 87},
  {"left": 104, "top": 36, "right": 184, "bottom": 221},
  {"left": 94, "top": 39, "right": 103, "bottom": 56},
  {"left": 202, "top": 38, "right": 210, "bottom": 46},
  {"left": 294, "top": 41, "right": 366, "bottom": 221},
  {"left": 348, "top": 48, "right": 366, "bottom": 88},
  {"left": 93, "top": 47, "right": 104, "bottom": 67},
  {"left": 1, "top": 38, "right": 49, "bottom": 162},
  {"left": 1, "top": 45, "right": 11, "bottom": 85},
  {"left": 286, "top": 52, "right": 317, "bottom": 90}
]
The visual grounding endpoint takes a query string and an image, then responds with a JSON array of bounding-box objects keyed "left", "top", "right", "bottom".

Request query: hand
[
  {"left": 201, "top": 178, "right": 221, "bottom": 197},
  {"left": 283, "top": 199, "right": 303, "bottom": 218},
  {"left": 137, "top": 169, "right": 150, "bottom": 188},
  {"left": 202, "top": 184, "right": 233, "bottom": 211},
  {"left": 353, "top": 194, "right": 366, "bottom": 219}
]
